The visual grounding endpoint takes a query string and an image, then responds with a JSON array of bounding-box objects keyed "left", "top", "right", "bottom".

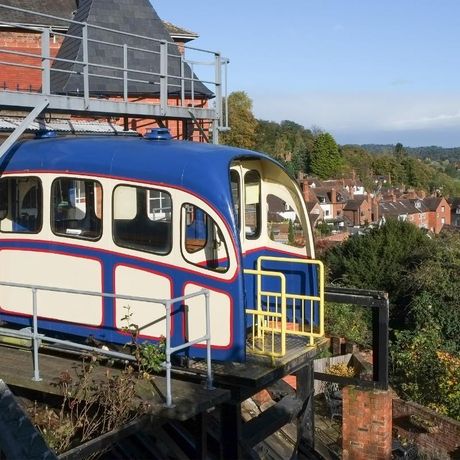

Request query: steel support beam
[{"left": 0, "top": 98, "right": 49, "bottom": 160}]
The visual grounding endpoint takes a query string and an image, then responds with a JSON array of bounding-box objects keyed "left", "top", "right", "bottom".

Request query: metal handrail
[{"left": 0, "top": 280, "right": 213, "bottom": 407}]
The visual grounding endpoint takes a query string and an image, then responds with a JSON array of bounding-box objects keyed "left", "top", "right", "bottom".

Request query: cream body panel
[
  {"left": 184, "top": 282, "right": 231, "bottom": 347},
  {"left": 0, "top": 250, "right": 103, "bottom": 325},
  {"left": 114, "top": 265, "right": 172, "bottom": 338}
]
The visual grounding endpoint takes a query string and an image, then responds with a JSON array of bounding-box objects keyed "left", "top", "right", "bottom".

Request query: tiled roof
[
  {"left": 379, "top": 199, "right": 428, "bottom": 217},
  {"left": 50, "top": 0, "right": 213, "bottom": 98},
  {"left": 0, "top": 0, "right": 77, "bottom": 28},
  {"left": 422, "top": 196, "right": 443, "bottom": 212},
  {"left": 343, "top": 197, "right": 366, "bottom": 211}
]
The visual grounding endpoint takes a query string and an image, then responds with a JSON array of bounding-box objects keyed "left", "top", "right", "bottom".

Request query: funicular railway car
[{"left": 0, "top": 129, "right": 323, "bottom": 362}]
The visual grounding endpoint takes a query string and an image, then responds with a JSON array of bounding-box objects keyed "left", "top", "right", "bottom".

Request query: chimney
[
  {"left": 331, "top": 188, "right": 337, "bottom": 204},
  {"left": 302, "top": 180, "right": 310, "bottom": 202}
]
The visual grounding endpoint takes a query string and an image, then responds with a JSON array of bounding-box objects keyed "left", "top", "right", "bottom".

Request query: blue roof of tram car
[{"left": 1, "top": 136, "right": 272, "bottom": 226}]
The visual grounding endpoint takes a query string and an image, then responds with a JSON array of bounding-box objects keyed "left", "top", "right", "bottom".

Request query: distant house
[
  {"left": 448, "top": 197, "right": 460, "bottom": 227},
  {"left": 378, "top": 197, "right": 450, "bottom": 234},
  {"left": 423, "top": 197, "right": 451, "bottom": 233},
  {"left": 343, "top": 197, "right": 371, "bottom": 227}
]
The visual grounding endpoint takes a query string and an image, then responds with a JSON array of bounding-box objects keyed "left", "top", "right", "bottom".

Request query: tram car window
[
  {"left": 51, "top": 178, "right": 102, "bottom": 240},
  {"left": 244, "top": 170, "right": 261, "bottom": 239},
  {"left": 113, "top": 185, "right": 172, "bottom": 255},
  {"left": 0, "top": 176, "right": 42, "bottom": 233}
]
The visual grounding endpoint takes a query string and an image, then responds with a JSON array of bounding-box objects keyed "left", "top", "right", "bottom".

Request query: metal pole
[
  {"left": 160, "top": 40, "right": 168, "bottom": 116},
  {"left": 123, "top": 44, "right": 128, "bottom": 101},
  {"left": 164, "top": 300, "right": 173, "bottom": 407},
  {"left": 82, "top": 23, "right": 90, "bottom": 108},
  {"left": 31, "top": 288, "right": 41, "bottom": 382},
  {"left": 204, "top": 291, "right": 214, "bottom": 390},
  {"left": 41, "top": 28, "right": 50, "bottom": 95}
]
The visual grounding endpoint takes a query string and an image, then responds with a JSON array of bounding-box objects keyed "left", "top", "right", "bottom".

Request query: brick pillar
[{"left": 342, "top": 386, "right": 392, "bottom": 460}]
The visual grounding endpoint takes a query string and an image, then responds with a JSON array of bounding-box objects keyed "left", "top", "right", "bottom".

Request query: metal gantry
[{"left": 0, "top": 3, "right": 229, "bottom": 154}]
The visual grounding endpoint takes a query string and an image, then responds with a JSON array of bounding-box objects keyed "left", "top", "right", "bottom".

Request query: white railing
[{"left": 0, "top": 280, "right": 213, "bottom": 407}]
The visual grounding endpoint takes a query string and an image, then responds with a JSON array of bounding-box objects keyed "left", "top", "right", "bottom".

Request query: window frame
[
  {"left": 51, "top": 177, "right": 103, "bottom": 241},
  {"left": 112, "top": 184, "right": 173, "bottom": 256},
  {"left": 0, "top": 176, "right": 43, "bottom": 234},
  {"left": 180, "top": 202, "right": 230, "bottom": 274},
  {"left": 244, "top": 169, "right": 261, "bottom": 240}
]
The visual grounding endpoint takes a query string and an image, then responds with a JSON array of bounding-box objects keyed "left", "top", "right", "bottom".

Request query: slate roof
[
  {"left": 422, "top": 196, "right": 443, "bottom": 212},
  {"left": 448, "top": 197, "right": 460, "bottom": 209},
  {"left": 343, "top": 197, "right": 366, "bottom": 211},
  {"left": 47, "top": 0, "right": 213, "bottom": 98},
  {"left": 379, "top": 199, "right": 427, "bottom": 217},
  {"left": 0, "top": 0, "right": 77, "bottom": 28}
]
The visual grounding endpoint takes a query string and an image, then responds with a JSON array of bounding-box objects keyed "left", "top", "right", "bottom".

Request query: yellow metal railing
[
  {"left": 244, "top": 256, "right": 324, "bottom": 358},
  {"left": 244, "top": 269, "right": 287, "bottom": 358}
]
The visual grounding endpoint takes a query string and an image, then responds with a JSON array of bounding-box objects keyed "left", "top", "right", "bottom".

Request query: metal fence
[{"left": 0, "top": 280, "right": 213, "bottom": 407}]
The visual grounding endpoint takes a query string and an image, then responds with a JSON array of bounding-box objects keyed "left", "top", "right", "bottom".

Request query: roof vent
[
  {"left": 143, "top": 128, "right": 172, "bottom": 141},
  {"left": 35, "top": 129, "right": 57, "bottom": 139}
]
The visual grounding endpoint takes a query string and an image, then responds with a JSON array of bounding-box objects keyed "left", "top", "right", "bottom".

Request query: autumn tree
[
  {"left": 220, "top": 91, "right": 258, "bottom": 150},
  {"left": 310, "top": 132, "right": 343, "bottom": 179}
]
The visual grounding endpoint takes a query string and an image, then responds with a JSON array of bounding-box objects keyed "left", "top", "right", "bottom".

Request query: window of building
[
  {"left": 244, "top": 170, "right": 261, "bottom": 239},
  {"left": 113, "top": 185, "right": 172, "bottom": 254},
  {"left": 441, "top": 206, "right": 445, "bottom": 213},
  {"left": 0, "top": 177, "right": 42, "bottom": 233},
  {"left": 182, "top": 203, "right": 229, "bottom": 272},
  {"left": 325, "top": 210, "right": 330, "bottom": 217},
  {"left": 52, "top": 178, "right": 102, "bottom": 240},
  {"left": 441, "top": 217, "right": 445, "bottom": 225}
]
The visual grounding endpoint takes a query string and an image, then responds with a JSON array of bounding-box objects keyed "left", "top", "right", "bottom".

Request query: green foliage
[
  {"left": 324, "top": 219, "right": 433, "bottom": 325},
  {"left": 254, "top": 119, "right": 314, "bottom": 175},
  {"left": 316, "top": 221, "right": 332, "bottom": 236},
  {"left": 288, "top": 219, "right": 295, "bottom": 245},
  {"left": 325, "top": 303, "right": 371, "bottom": 347},
  {"left": 391, "top": 328, "right": 460, "bottom": 421},
  {"left": 220, "top": 91, "right": 258, "bottom": 150},
  {"left": 408, "top": 231, "right": 460, "bottom": 352},
  {"left": 139, "top": 339, "right": 166, "bottom": 373},
  {"left": 310, "top": 132, "right": 344, "bottom": 179}
]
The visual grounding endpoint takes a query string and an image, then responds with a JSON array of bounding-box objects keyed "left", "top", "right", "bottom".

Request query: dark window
[
  {"left": 0, "top": 177, "right": 42, "bottom": 233},
  {"left": 244, "top": 170, "right": 261, "bottom": 239},
  {"left": 182, "top": 203, "right": 229, "bottom": 272},
  {"left": 230, "top": 169, "right": 241, "bottom": 229},
  {"left": 113, "top": 185, "right": 172, "bottom": 255},
  {"left": 52, "top": 178, "right": 102, "bottom": 240}
]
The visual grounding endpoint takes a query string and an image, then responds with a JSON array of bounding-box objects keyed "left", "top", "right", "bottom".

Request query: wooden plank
[{"left": 0, "top": 345, "right": 229, "bottom": 421}]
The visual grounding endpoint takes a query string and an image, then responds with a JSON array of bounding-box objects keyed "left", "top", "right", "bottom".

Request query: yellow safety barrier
[{"left": 244, "top": 256, "right": 324, "bottom": 359}]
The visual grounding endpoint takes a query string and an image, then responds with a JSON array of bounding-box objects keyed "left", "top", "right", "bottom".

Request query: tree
[
  {"left": 310, "top": 132, "right": 343, "bottom": 179},
  {"left": 220, "top": 91, "right": 258, "bottom": 150},
  {"left": 323, "top": 219, "right": 434, "bottom": 325}
]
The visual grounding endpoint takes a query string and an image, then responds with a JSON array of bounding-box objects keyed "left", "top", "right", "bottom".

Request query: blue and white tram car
[{"left": 0, "top": 130, "right": 323, "bottom": 362}]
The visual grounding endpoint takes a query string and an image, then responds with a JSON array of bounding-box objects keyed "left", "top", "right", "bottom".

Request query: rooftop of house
[
  {"left": 0, "top": 1, "right": 198, "bottom": 39},
  {"left": 343, "top": 197, "right": 367, "bottom": 211},
  {"left": 447, "top": 197, "right": 460, "bottom": 208},
  {"left": 379, "top": 199, "right": 428, "bottom": 217}
]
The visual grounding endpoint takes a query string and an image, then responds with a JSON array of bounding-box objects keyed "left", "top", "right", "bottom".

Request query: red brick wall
[
  {"left": 0, "top": 31, "right": 62, "bottom": 91},
  {"left": 393, "top": 398, "right": 460, "bottom": 458},
  {"left": 342, "top": 386, "right": 393, "bottom": 460}
]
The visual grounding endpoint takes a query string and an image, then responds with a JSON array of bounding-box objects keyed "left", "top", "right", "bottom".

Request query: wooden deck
[{"left": 0, "top": 345, "right": 229, "bottom": 421}]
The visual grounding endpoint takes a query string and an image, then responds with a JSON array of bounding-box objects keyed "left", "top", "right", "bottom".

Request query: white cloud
[{"left": 251, "top": 90, "right": 460, "bottom": 145}]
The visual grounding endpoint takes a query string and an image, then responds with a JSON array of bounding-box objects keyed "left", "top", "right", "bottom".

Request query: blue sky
[{"left": 153, "top": 1, "right": 460, "bottom": 147}]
